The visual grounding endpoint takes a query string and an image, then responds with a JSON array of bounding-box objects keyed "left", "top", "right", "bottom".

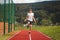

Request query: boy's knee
[{"left": 29, "top": 25, "right": 32, "bottom": 27}]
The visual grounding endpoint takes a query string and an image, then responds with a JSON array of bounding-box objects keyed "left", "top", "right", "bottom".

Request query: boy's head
[{"left": 29, "top": 9, "right": 32, "bottom": 13}]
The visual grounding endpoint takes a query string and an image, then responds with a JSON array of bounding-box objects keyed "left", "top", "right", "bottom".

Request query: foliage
[
  {"left": 41, "top": 18, "right": 52, "bottom": 25},
  {"left": 0, "top": 1, "right": 60, "bottom": 25}
]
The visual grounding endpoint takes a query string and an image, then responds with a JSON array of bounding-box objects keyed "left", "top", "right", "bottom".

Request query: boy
[{"left": 24, "top": 9, "right": 36, "bottom": 30}]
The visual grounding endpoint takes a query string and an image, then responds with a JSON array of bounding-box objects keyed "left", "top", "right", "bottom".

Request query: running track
[{"left": 8, "top": 30, "right": 51, "bottom": 40}]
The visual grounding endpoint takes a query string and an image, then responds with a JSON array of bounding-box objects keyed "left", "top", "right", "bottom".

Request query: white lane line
[{"left": 29, "top": 33, "right": 32, "bottom": 40}]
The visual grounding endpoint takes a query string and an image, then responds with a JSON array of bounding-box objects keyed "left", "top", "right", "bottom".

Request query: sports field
[{"left": 0, "top": 24, "right": 60, "bottom": 40}]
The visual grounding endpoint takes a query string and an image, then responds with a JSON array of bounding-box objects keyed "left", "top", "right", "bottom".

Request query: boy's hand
[
  {"left": 34, "top": 20, "right": 36, "bottom": 23},
  {"left": 24, "top": 19, "right": 27, "bottom": 22},
  {"left": 33, "top": 19, "right": 36, "bottom": 23},
  {"left": 24, "top": 20, "right": 26, "bottom": 22}
]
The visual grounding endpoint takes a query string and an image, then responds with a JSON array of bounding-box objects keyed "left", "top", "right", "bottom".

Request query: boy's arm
[
  {"left": 33, "top": 16, "right": 36, "bottom": 23},
  {"left": 24, "top": 16, "right": 28, "bottom": 22}
]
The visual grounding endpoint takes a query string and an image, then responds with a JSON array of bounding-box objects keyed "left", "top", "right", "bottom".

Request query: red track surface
[{"left": 9, "top": 30, "right": 51, "bottom": 40}]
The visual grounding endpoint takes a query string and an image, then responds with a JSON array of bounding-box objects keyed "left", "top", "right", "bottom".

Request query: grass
[
  {"left": 0, "top": 34, "right": 12, "bottom": 40},
  {"left": 0, "top": 25, "right": 60, "bottom": 40},
  {"left": 32, "top": 26, "right": 60, "bottom": 40}
]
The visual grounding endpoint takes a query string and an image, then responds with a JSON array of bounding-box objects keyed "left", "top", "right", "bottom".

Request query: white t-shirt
[{"left": 27, "top": 13, "right": 34, "bottom": 21}]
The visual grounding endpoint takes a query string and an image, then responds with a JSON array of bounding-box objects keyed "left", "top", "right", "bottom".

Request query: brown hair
[{"left": 28, "top": 8, "right": 32, "bottom": 11}]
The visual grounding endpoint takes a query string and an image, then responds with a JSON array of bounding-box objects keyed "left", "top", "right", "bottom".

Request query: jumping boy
[{"left": 24, "top": 9, "right": 36, "bottom": 30}]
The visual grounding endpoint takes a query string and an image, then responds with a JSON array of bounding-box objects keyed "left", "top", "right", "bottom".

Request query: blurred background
[{"left": 0, "top": 0, "right": 60, "bottom": 26}]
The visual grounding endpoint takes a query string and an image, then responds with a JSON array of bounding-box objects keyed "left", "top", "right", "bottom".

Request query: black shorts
[
  {"left": 27, "top": 20, "right": 33, "bottom": 24},
  {"left": 24, "top": 20, "right": 33, "bottom": 24}
]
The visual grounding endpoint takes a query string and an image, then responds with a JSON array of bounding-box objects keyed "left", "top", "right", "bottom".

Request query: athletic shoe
[
  {"left": 29, "top": 31, "right": 31, "bottom": 34},
  {"left": 24, "top": 24, "right": 26, "bottom": 27}
]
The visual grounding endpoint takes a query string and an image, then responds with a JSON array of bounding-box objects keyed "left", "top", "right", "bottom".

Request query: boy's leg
[
  {"left": 29, "top": 24, "right": 32, "bottom": 30},
  {"left": 24, "top": 20, "right": 30, "bottom": 27},
  {"left": 26, "top": 21, "right": 32, "bottom": 30},
  {"left": 23, "top": 20, "right": 27, "bottom": 26},
  {"left": 26, "top": 22, "right": 30, "bottom": 28}
]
